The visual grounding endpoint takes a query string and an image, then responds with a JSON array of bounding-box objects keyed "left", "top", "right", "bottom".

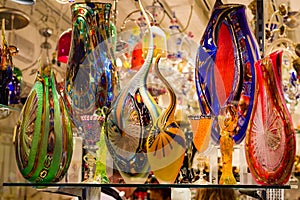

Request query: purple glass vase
[{"left": 195, "top": 1, "right": 260, "bottom": 144}]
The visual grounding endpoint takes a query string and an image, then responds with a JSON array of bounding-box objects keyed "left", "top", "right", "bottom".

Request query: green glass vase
[{"left": 14, "top": 55, "right": 73, "bottom": 183}]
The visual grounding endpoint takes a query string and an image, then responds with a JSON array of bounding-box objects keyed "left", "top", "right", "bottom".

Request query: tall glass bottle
[{"left": 64, "top": 2, "right": 118, "bottom": 183}]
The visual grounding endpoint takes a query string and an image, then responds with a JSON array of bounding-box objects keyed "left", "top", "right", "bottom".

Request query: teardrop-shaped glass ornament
[
  {"left": 104, "top": 0, "right": 166, "bottom": 183},
  {"left": 14, "top": 49, "right": 73, "bottom": 183},
  {"left": 105, "top": 26, "right": 162, "bottom": 184},
  {"left": 146, "top": 55, "right": 186, "bottom": 184},
  {"left": 246, "top": 50, "right": 296, "bottom": 185},
  {"left": 195, "top": 2, "right": 260, "bottom": 144}
]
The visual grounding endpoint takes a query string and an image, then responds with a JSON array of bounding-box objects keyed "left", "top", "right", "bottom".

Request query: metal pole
[
  {"left": 256, "top": 0, "right": 265, "bottom": 57},
  {"left": 113, "top": 0, "right": 118, "bottom": 25}
]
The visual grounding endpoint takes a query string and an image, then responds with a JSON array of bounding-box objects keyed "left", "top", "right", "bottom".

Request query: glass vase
[
  {"left": 188, "top": 115, "right": 214, "bottom": 184},
  {"left": 246, "top": 50, "right": 296, "bottom": 185},
  {"left": 105, "top": 24, "right": 167, "bottom": 183},
  {"left": 195, "top": 1, "right": 260, "bottom": 145},
  {"left": 65, "top": 2, "right": 118, "bottom": 183},
  {"left": 14, "top": 54, "right": 73, "bottom": 183}
]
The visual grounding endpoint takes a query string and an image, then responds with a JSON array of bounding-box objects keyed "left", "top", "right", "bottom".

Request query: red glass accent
[
  {"left": 131, "top": 42, "right": 144, "bottom": 71},
  {"left": 57, "top": 29, "right": 71, "bottom": 63},
  {"left": 214, "top": 23, "right": 235, "bottom": 106}
]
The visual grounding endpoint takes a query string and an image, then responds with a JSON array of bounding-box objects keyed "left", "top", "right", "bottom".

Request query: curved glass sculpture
[
  {"left": 14, "top": 58, "right": 73, "bottom": 183},
  {"left": 104, "top": 0, "right": 168, "bottom": 183},
  {"left": 105, "top": 25, "right": 161, "bottom": 183},
  {"left": 147, "top": 55, "right": 186, "bottom": 184},
  {"left": 246, "top": 50, "right": 296, "bottom": 185},
  {"left": 195, "top": 1, "right": 260, "bottom": 144}
]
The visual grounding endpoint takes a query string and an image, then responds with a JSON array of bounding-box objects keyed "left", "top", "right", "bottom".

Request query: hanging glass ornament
[{"left": 0, "top": 20, "right": 13, "bottom": 106}]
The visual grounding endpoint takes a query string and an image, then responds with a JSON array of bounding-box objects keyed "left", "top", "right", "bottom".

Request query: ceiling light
[
  {"left": 56, "top": 0, "right": 69, "bottom": 4},
  {"left": 10, "top": 0, "right": 35, "bottom": 5},
  {"left": 56, "top": 0, "right": 75, "bottom": 3},
  {"left": 0, "top": 7, "right": 30, "bottom": 30}
]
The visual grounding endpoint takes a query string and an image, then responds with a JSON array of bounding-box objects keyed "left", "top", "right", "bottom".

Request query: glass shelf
[
  {"left": 2, "top": 182, "right": 291, "bottom": 189},
  {"left": 2, "top": 182, "right": 292, "bottom": 200},
  {"left": 0, "top": 104, "right": 20, "bottom": 111},
  {"left": 0, "top": 103, "right": 21, "bottom": 119}
]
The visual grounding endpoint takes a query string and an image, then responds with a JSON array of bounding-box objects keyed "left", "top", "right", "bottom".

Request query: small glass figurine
[
  {"left": 83, "top": 152, "right": 97, "bottom": 183},
  {"left": 218, "top": 104, "right": 238, "bottom": 185}
]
